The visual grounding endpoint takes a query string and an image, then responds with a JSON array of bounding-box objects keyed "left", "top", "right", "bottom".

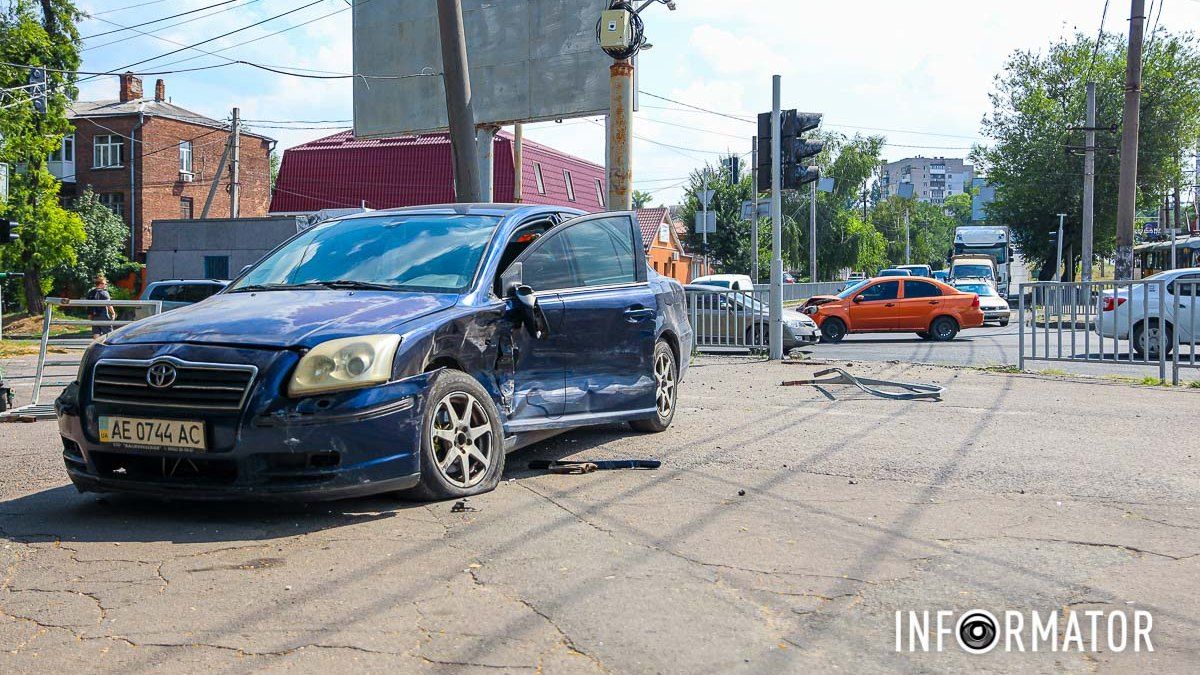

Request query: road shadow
[{"left": 0, "top": 424, "right": 635, "bottom": 546}]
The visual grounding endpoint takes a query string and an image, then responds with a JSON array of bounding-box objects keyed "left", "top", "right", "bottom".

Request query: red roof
[
  {"left": 636, "top": 207, "right": 670, "bottom": 248},
  {"left": 269, "top": 130, "right": 606, "bottom": 213}
]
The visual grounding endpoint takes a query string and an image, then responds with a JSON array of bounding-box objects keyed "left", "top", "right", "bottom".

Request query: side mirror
[
  {"left": 853, "top": 295, "right": 865, "bottom": 304},
  {"left": 510, "top": 284, "right": 550, "bottom": 339},
  {"left": 500, "top": 262, "right": 523, "bottom": 297}
]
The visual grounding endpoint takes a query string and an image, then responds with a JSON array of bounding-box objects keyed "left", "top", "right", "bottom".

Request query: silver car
[
  {"left": 953, "top": 278, "right": 1010, "bottom": 326},
  {"left": 684, "top": 284, "right": 820, "bottom": 349}
]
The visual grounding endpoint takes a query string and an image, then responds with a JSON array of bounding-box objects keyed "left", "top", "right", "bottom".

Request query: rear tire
[
  {"left": 404, "top": 370, "right": 505, "bottom": 501},
  {"left": 929, "top": 316, "right": 959, "bottom": 342},
  {"left": 631, "top": 340, "right": 677, "bottom": 433},
  {"left": 1132, "top": 320, "right": 1174, "bottom": 358},
  {"left": 819, "top": 317, "right": 847, "bottom": 344}
]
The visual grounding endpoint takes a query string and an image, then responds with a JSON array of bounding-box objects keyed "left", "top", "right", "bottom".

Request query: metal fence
[
  {"left": 1017, "top": 280, "right": 1200, "bottom": 384},
  {"left": 0, "top": 297, "right": 162, "bottom": 419},
  {"left": 752, "top": 281, "right": 844, "bottom": 303},
  {"left": 686, "top": 288, "right": 771, "bottom": 352}
]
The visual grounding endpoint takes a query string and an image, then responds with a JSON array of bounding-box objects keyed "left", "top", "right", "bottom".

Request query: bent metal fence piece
[
  {"left": 781, "top": 368, "right": 945, "bottom": 401},
  {"left": 0, "top": 297, "right": 162, "bottom": 420}
]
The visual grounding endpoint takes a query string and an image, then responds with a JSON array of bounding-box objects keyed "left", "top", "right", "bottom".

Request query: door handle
[
  {"left": 928, "top": 300, "right": 940, "bottom": 305},
  {"left": 884, "top": 303, "right": 895, "bottom": 307},
  {"left": 624, "top": 306, "right": 655, "bottom": 322}
]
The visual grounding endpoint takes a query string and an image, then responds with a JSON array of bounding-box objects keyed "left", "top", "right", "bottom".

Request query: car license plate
[{"left": 98, "top": 416, "right": 206, "bottom": 452}]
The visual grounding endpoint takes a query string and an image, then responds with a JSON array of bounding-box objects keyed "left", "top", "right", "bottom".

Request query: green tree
[
  {"left": 269, "top": 150, "right": 281, "bottom": 188},
  {"left": 632, "top": 190, "right": 654, "bottom": 209},
  {"left": 678, "top": 164, "right": 753, "bottom": 274},
  {"left": 52, "top": 189, "right": 139, "bottom": 291},
  {"left": 0, "top": 0, "right": 86, "bottom": 314},
  {"left": 944, "top": 192, "right": 974, "bottom": 227},
  {"left": 974, "top": 30, "right": 1200, "bottom": 279},
  {"left": 871, "top": 197, "right": 957, "bottom": 269}
]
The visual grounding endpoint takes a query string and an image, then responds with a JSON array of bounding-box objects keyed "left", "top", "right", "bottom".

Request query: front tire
[
  {"left": 631, "top": 341, "right": 677, "bottom": 433},
  {"left": 406, "top": 370, "right": 505, "bottom": 501},
  {"left": 929, "top": 316, "right": 959, "bottom": 342},
  {"left": 998, "top": 318, "right": 1010, "bottom": 327},
  {"left": 820, "top": 317, "right": 847, "bottom": 343}
]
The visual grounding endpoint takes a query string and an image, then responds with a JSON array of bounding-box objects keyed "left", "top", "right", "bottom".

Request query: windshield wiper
[
  {"left": 312, "top": 280, "right": 402, "bottom": 291},
  {"left": 227, "top": 283, "right": 315, "bottom": 293}
]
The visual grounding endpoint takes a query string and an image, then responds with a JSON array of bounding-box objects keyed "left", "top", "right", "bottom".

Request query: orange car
[{"left": 802, "top": 277, "right": 984, "bottom": 343}]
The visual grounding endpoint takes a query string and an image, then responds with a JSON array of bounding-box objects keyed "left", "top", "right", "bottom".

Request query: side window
[
  {"left": 1169, "top": 275, "right": 1200, "bottom": 297},
  {"left": 859, "top": 281, "right": 899, "bottom": 302},
  {"left": 904, "top": 280, "right": 942, "bottom": 299},
  {"left": 148, "top": 284, "right": 181, "bottom": 302},
  {"left": 521, "top": 234, "right": 575, "bottom": 292},
  {"left": 179, "top": 284, "right": 219, "bottom": 303},
  {"left": 559, "top": 216, "right": 635, "bottom": 287}
]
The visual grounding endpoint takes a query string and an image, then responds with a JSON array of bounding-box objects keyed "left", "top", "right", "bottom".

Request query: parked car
[
  {"left": 691, "top": 274, "right": 755, "bottom": 291},
  {"left": 56, "top": 205, "right": 693, "bottom": 502},
  {"left": 877, "top": 268, "right": 913, "bottom": 277},
  {"left": 846, "top": 272, "right": 867, "bottom": 281},
  {"left": 953, "top": 278, "right": 1010, "bottom": 326},
  {"left": 782, "top": 272, "right": 798, "bottom": 284},
  {"left": 801, "top": 277, "right": 984, "bottom": 343},
  {"left": 896, "top": 264, "right": 933, "bottom": 278},
  {"left": 1095, "top": 268, "right": 1200, "bottom": 357},
  {"left": 931, "top": 270, "right": 949, "bottom": 282},
  {"left": 141, "top": 279, "right": 228, "bottom": 312},
  {"left": 684, "top": 284, "right": 819, "bottom": 350}
]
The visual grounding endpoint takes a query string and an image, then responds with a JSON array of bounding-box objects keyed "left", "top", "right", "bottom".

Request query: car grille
[{"left": 92, "top": 358, "right": 257, "bottom": 411}]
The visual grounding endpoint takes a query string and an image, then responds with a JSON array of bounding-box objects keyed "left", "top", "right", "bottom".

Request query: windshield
[
  {"left": 695, "top": 278, "right": 731, "bottom": 288},
  {"left": 955, "top": 283, "right": 997, "bottom": 296},
  {"left": 230, "top": 214, "right": 501, "bottom": 294},
  {"left": 952, "top": 264, "right": 994, "bottom": 279},
  {"left": 837, "top": 278, "right": 872, "bottom": 299}
]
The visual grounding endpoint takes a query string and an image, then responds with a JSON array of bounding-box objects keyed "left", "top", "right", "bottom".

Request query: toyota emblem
[{"left": 146, "top": 362, "right": 177, "bottom": 389}]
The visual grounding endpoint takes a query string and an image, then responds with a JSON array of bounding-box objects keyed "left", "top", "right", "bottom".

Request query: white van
[{"left": 691, "top": 274, "right": 755, "bottom": 291}]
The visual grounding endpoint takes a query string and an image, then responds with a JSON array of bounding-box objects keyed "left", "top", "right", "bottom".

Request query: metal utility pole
[
  {"left": 1056, "top": 214, "right": 1067, "bottom": 281},
  {"left": 769, "top": 75, "right": 783, "bottom": 360},
  {"left": 607, "top": 59, "right": 634, "bottom": 210},
  {"left": 229, "top": 107, "right": 241, "bottom": 218},
  {"left": 701, "top": 170, "right": 710, "bottom": 272},
  {"left": 751, "top": 136, "right": 759, "bottom": 284},
  {"left": 513, "top": 123, "right": 524, "bottom": 202},
  {"left": 1082, "top": 82, "right": 1097, "bottom": 281},
  {"left": 903, "top": 209, "right": 911, "bottom": 264},
  {"left": 477, "top": 125, "right": 498, "bottom": 201},
  {"left": 809, "top": 179, "right": 818, "bottom": 282},
  {"left": 1166, "top": 196, "right": 1177, "bottom": 270},
  {"left": 436, "top": 0, "right": 481, "bottom": 203},
  {"left": 1115, "top": 0, "right": 1146, "bottom": 280}
]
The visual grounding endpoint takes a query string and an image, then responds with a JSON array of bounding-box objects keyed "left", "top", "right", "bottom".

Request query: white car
[
  {"left": 953, "top": 278, "right": 1010, "bottom": 326},
  {"left": 691, "top": 274, "right": 755, "bottom": 291},
  {"left": 1095, "top": 268, "right": 1200, "bottom": 357}
]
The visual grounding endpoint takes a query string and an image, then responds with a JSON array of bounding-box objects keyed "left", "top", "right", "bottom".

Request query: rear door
[
  {"left": 896, "top": 279, "right": 944, "bottom": 330},
  {"left": 1168, "top": 273, "right": 1200, "bottom": 342},
  {"left": 848, "top": 280, "right": 900, "bottom": 331}
]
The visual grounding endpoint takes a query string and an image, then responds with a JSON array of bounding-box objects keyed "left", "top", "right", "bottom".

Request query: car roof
[
  {"left": 332, "top": 203, "right": 585, "bottom": 222},
  {"left": 694, "top": 274, "right": 751, "bottom": 280}
]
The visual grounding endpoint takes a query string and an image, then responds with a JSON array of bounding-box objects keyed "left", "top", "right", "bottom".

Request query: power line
[
  {"left": 81, "top": 0, "right": 240, "bottom": 40},
  {"left": 83, "top": 0, "right": 268, "bottom": 53},
  {"left": 1088, "top": 0, "right": 1111, "bottom": 76},
  {"left": 92, "top": 0, "right": 173, "bottom": 15},
  {"left": 638, "top": 91, "right": 755, "bottom": 124}
]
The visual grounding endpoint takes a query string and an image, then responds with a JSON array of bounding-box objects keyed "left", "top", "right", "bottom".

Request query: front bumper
[
  {"left": 786, "top": 323, "right": 821, "bottom": 347},
  {"left": 56, "top": 344, "right": 431, "bottom": 501}
]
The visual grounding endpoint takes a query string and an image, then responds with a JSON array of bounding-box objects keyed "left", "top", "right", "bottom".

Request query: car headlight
[{"left": 288, "top": 334, "right": 402, "bottom": 397}]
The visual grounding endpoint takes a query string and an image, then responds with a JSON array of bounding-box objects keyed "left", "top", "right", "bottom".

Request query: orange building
[{"left": 637, "top": 207, "right": 693, "bottom": 283}]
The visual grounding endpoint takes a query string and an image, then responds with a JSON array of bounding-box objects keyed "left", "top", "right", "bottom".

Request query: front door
[{"left": 848, "top": 280, "right": 900, "bottom": 331}]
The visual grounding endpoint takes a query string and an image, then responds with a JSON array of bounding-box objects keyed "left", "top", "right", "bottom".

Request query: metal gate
[
  {"left": 686, "top": 288, "right": 771, "bottom": 352},
  {"left": 1, "top": 297, "right": 162, "bottom": 420}
]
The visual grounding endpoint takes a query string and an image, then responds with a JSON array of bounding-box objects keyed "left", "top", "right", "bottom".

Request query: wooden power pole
[{"left": 1115, "top": 0, "right": 1146, "bottom": 280}]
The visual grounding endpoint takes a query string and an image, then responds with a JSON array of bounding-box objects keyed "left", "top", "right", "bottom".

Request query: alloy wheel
[
  {"left": 429, "top": 392, "right": 493, "bottom": 488},
  {"left": 654, "top": 351, "right": 675, "bottom": 419}
]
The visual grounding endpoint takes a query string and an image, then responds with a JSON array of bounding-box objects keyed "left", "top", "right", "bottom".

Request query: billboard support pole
[
  {"left": 477, "top": 124, "right": 498, "bottom": 202},
  {"left": 513, "top": 123, "right": 524, "bottom": 202},
  {"left": 607, "top": 59, "right": 634, "bottom": 210},
  {"left": 435, "top": 0, "right": 481, "bottom": 203}
]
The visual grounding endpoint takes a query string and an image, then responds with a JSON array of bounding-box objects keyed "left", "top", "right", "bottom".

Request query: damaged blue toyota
[{"left": 55, "top": 205, "right": 692, "bottom": 501}]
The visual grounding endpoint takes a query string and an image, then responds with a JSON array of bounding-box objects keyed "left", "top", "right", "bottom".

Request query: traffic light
[
  {"left": 27, "top": 67, "right": 47, "bottom": 114},
  {"left": 1, "top": 219, "right": 18, "bottom": 245},
  {"left": 721, "top": 155, "right": 741, "bottom": 185},
  {"left": 756, "top": 109, "right": 824, "bottom": 192}
]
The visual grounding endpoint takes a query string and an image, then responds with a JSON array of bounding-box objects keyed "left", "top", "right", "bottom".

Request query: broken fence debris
[
  {"left": 528, "top": 459, "right": 661, "bottom": 474},
  {"left": 781, "top": 368, "right": 945, "bottom": 401}
]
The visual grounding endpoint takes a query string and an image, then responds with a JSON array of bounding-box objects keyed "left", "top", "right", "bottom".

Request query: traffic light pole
[
  {"left": 770, "top": 75, "right": 784, "bottom": 361},
  {"left": 809, "top": 179, "right": 817, "bottom": 282},
  {"left": 751, "top": 136, "right": 759, "bottom": 284}
]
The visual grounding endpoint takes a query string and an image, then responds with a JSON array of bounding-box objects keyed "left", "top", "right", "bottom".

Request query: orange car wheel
[{"left": 820, "top": 317, "right": 847, "bottom": 343}]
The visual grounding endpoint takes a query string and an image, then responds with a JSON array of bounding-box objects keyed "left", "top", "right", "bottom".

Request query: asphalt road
[{"left": 1, "top": 358, "right": 1197, "bottom": 672}]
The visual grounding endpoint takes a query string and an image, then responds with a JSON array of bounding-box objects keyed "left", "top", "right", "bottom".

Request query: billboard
[{"left": 352, "top": 0, "right": 611, "bottom": 138}]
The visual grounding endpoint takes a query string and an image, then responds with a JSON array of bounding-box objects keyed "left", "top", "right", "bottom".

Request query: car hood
[
  {"left": 108, "top": 290, "right": 459, "bottom": 349},
  {"left": 802, "top": 295, "right": 842, "bottom": 309}
]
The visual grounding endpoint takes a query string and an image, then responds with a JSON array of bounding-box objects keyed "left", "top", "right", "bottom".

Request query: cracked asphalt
[{"left": 1, "top": 357, "right": 1198, "bottom": 673}]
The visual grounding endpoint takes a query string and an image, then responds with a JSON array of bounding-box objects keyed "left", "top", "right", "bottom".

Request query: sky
[{"left": 73, "top": 0, "right": 1200, "bottom": 207}]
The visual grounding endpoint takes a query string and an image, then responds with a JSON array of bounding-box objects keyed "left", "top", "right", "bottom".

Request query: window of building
[
  {"left": 98, "top": 192, "right": 124, "bottom": 218},
  {"left": 93, "top": 135, "right": 124, "bottom": 168},
  {"left": 563, "top": 169, "right": 575, "bottom": 202},
  {"left": 533, "top": 162, "right": 546, "bottom": 194},
  {"left": 204, "top": 255, "right": 230, "bottom": 280},
  {"left": 49, "top": 135, "right": 74, "bottom": 162},
  {"left": 180, "top": 197, "right": 194, "bottom": 219},
  {"left": 595, "top": 179, "right": 604, "bottom": 207},
  {"left": 179, "top": 140, "right": 192, "bottom": 174}
]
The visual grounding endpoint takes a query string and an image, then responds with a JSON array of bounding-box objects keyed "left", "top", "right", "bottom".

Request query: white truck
[{"left": 954, "top": 226, "right": 1011, "bottom": 298}]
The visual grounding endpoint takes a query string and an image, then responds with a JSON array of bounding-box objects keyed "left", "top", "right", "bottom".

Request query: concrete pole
[
  {"left": 701, "top": 171, "right": 709, "bottom": 273},
  {"left": 1115, "top": 0, "right": 1146, "bottom": 280},
  {"left": 436, "top": 0, "right": 481, "bottom": 203},
  {"left": 1056, "top": 213, "right": 1066, "bottom": 281},
  {"left": 607, "top": 59, "right": 634, "bottom": 210},
  {"left": 1167, "top": 196, "right": 1177, "bottom": 270},
  {"left": 513, "top": 123, "right": 524, "bottom": 202},
  {"left": 477, "top": 125, "right": 498, "bottom": 202},
  {"left": 903, "top": 208, "right": 910, "bottom": 265},
  {"left": 809, "top": 179, "right": 817, "bottom": 282},
  {"left": 1082, "top": 82, "right": 1097, "bottom": 281},
  {"left": 770, "top": 75, "right": 783, "bottom": 360},
  {"left": 230, "top": 107, "right": 240, "bottom": 218},
  {"left": 751, "top": 136, "right": 759, "bottom": 284}
]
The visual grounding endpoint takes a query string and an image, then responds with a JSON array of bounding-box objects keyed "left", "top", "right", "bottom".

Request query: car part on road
[
  {"left": 781, "top": 368, "right": 945, "bottom": 401},
  {"left": 528, "top": 459, "right": 662, "bottom": 473}
]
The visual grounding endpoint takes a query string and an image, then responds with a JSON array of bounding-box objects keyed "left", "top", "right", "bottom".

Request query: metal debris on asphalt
[
  {"left": 451, "top": 499, "right": 477, "bottom": 513},
  {"left": 780, "top": 368, "right": 945, "bottom": 401},
  {"left": 528, "top": 459, "right": 662, "bottom": 474}
]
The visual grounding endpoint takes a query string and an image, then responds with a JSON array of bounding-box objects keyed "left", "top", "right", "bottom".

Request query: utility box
[{"left": 599, "top": 9, "right": 633, "bottom": 49}]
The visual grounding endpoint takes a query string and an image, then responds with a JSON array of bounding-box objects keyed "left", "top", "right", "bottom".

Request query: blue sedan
[{"left": 56, "top": 205, "right": 693, "bottom": 501}]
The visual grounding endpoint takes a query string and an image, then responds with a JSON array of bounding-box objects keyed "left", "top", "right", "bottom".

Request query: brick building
[
  {"left": 636, "top": 207, "right": 692, "bottom": 283},
  {"left": 50, "top": 73, "right": 273, "bottom": 259}
]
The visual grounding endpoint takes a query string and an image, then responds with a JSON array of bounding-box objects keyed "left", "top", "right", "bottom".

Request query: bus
[{"left": 954, "top": 226, "right": 1011, "bottom": 297}]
